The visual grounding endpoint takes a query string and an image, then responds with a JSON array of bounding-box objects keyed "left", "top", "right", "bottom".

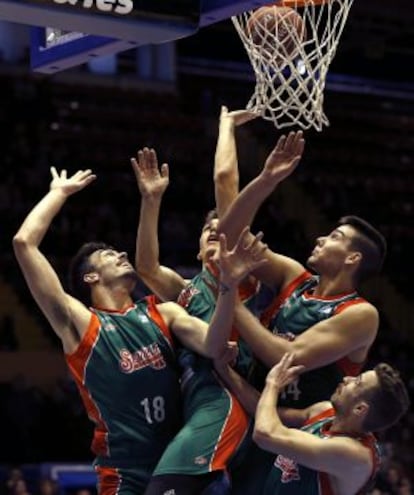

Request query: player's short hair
[
  {"left": 68, "top": 242, "right": 113, "bottom": 306},
  {"left": 204, "top": 208, "right": 218, "bottom": 225},
  {"left": 362, "top": 363, "right": 410, "bottom": 432},
  {"left": 337, "top": 215, "right": 387, "bottom": 282}
]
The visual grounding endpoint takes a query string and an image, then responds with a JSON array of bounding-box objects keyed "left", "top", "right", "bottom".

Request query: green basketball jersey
[
  {"left": 149, "top": 267, "right": 255, "bottom": 476},
  {"left": 258, "top": 272, "right": 367, "bottom": 408},
  {"left": 177, "top": 266, "right": 258, "bottom": 380},
  {"left": 263, "top": 408, "right": 380, "bottom": 495},
  {"left": 65, "top": 296, "right": 181, "bottom": 470}
]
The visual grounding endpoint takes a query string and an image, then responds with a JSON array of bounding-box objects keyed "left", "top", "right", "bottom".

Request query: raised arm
[
  {"left": 214, "top": 352, "right": 319, "bottom": 426},
  {"left": 233, "top": 301, "right": 378, "bottom": 370},
  {"left": 132, "top": 147, "right": 187, "bottom": 301},
  {"left": 164, "top": 228, "right": 267, "bottom": 358},
  {"left": 12, "top": 168, "right": 95, "bottom": 351},
  {"left": 218, "top": 131, "right": 306, "bottom": 290},
  {"left": 214, "top": 105, "right": 258, "bottom": 216},
  {"left": 214, "top": 358, "right": 261, "bottom": 416},
  {"left": 253, "top": 354, "right": 373, "bottom": 483}
]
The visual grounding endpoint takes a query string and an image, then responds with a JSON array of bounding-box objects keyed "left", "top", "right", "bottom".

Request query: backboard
[{"left": 0, "top": 0, "right": 274, "bottom": 73}]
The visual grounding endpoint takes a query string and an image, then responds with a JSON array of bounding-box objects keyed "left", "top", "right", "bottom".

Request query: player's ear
[
  {"left": 84, "top": 272, "right": 99, "bottom": 285},
  {"left": 345, "top": 251, "right": 362, "bottom": 266},
  {"left": 354, "top": 400, "right": 369, "bottom": 419}
]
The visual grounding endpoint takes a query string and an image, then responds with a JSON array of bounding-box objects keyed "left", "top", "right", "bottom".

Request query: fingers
[
  {"left": 232, "top": 109, "right": 259, "bottom": 126},
  {"left": 72, "top": 169, "right": 93, "bottom": 178},
  {"left": 274, "top": 130, "right": 304, "bottom": 154},
  {"left": 50, "top": 167, "right": 94, "bottom": 180},
  {"left": 285, "top": 130, "right": 304, "bottom": 152},
  {"left": 133, "top": 147, "right": 169, "bottom": 178},
  {"left": 220, "top": 105, "right": 229, "bottom": 118},
  {"left": 238, "top": 228, "right": 267, "bottom": 257},
  {"left": 279, "top": 351, "right": 294, "bottom": 368},
  {"left": 220, "top": 105, "right": 258, "bottom": 126},
  {"left": 218, "top": 232, "right": 228, "bottom": 254},
  {"left": 279, "top": 353, "right": 304, "bottom": 375},
  {"left": 160, "top": 162, "right": 169, "bottom": 179}
]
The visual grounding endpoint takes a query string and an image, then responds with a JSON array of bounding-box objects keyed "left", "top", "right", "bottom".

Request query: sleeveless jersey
[
  {"left": 150, "top": 267, "right": 257, "bottom": 476},
  {"left": 263, "top": 408, "right": 381, "bottom": 495},
  {"left": 177, "top": 265, "right": 259, "bottom": 380},
  {"left": 259, "top": 272, "right": 367, "bottom": 408},
  {"left": 65, "top": 296, "right": 181, "bottom": 469}
]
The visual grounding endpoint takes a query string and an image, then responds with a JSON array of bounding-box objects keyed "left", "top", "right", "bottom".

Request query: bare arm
[
  {"left": 132, "top": 147, "right": 187, "bottom": 301},
  {"left": 12, "top": 168, "right": 96, "bottom": 352},
  {"left": 214, "top": 355, "right": 325, "bottom": 426},
  {"left": 254, "top": 354, "right": 373, "bottom": 482},
  {"left": 218, "top": 131, "right": 306, "bottom": 289},
  {"left": 218, "top": 130, "right": 305, "bottom": 245},
  {"left": 214, "top": 106, "right": 258, "bottom": 216},
  {"left": 165, "top": 228, "right": 268, "bottom": 358},
  {"left": 233, "top": 301, "right": 378, "bottom": 370},
  {"left": 214, "top": 361, "right": 261, "bottom": 416}
]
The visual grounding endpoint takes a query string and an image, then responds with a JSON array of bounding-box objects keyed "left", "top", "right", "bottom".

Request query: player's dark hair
[
  {"left": 337, "top": 215, "right": 387, "bottom": 282},
  {"left": 362, "top": 363, "right": 410, "bottom": 432},
  {"left": 204, "top": 208, "right": 218, "bottom": 225},
  {"left": 68, "top": 242, "right": 113, "bottom": 306}
]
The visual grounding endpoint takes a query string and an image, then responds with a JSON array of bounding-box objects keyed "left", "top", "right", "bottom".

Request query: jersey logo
[
  {"left": 319, "top": 306, "right": 333, "bottom": 316},
  {"left": 194, "top": 455, "right": 208, "bottom": 466},
  {"left": 177, "top": 285, "right": 201, "bottom": 308},
  {"left": 119, "top": 344, "right": 166, "bottom": 373},
  {"left": 103, "top": 322, "right": 117, "bottom": 332},
  {"left": 275, "top": 454, "right": 300, "bottom": 483}
]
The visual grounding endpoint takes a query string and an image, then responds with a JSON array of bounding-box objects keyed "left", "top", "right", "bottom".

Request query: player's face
[
  {"left": 198, "top": 218, "right": 220, "bottom": 263},
  {"left": 89, "top": 248, "right": 137, "bottom": 285},
  {"left": 331, "top": 370, "right": 378, "bottom": 414},
  {"left": 306, "top": 225, "right": 358, "bottom": 275}
]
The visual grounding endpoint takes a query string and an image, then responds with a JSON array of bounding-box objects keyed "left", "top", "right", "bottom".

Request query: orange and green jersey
[
  {"left": 177, "top": 265, "right": 259, "bottom": 378},
  {"left": 151, "top": 267, "right": 258, "bottom": 477},
  {"left": 263, "top": 407, "right": 381, "bottom": 495},
  {"left": 65, "top": 296, "right": 181, "bottom": 471},
  {"left": 258, "top": 272, "right": 367, "bottom": 408}
]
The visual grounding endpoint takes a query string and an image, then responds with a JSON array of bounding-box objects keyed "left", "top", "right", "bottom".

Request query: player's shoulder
[
  {"left": 156, "top": 300, "right": 187, "bottom": 318},
  {"left": 339, "top": 299, "right": 379, "bottom": 322}
]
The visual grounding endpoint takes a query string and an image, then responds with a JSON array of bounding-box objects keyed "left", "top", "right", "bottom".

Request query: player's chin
[
  {"left": 306, "top": 256, "right": 316, "bottom": 270},
  {"left": 205, "top": 246, "right": 218, "bottom": 258},
  {"left": 124, "top": 269, "right": 139, "bottom": 281}
]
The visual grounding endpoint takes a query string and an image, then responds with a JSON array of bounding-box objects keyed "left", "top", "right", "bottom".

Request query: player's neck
[
  {"left": 313, "top": 275, "right": 356, "bottom": 298},
  {"left": 330, "top": 416, "right": 363, "bottom": 437},
  {"left": 92, "top": 285, "right": 133, "bottom": 311}
]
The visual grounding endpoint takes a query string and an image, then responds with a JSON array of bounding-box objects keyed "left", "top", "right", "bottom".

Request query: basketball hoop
[{"left": 232, "top": 0, "right": 354, "bottom": 131}]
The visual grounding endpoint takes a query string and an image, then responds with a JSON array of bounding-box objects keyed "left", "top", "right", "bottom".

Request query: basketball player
[
  {"left": 253, "top": 353, "right": 410, "bottom": 495},
  {"left": 216, "top": 130, "right": 387, "bottom": 494},
  {"left": 218, "top": 130, "right": 386, "bottom": 406},
  {"left": 133, "top": 107, "right": 267, "bottom": 495},
  {"left": 12, "top": 166, "right": 266, "bottom": 495}
]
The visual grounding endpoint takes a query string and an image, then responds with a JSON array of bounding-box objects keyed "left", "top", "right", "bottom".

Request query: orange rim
[{"left": 281, "top": 0, "right": 330, "bottom": 6}]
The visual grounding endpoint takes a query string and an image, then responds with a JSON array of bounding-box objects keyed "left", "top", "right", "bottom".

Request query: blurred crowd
[
  {"left": 1, "top": 466, "right": 95, "bottom": 495},
  {"left": 0, "top": 64, "right": 413, "bottom": 494}
]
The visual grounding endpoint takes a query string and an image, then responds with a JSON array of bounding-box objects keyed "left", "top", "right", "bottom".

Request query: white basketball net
[{"left": 232, "top": 0, "right": 354, "bottom": 131}]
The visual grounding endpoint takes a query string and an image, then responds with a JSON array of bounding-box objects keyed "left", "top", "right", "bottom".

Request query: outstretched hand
[
  {"left": 50, "top": 167, "right": 96, "bottom": 196},
  {"left": 266, "top": 352, "right": 305, "bottom": 389},
  {"left": 217, "top": 227, "right": 268, "bottom": 287},
  {"left": 262, "top": 130, "right": 305, "bottom": 184},
  {"left": 220, "top": 105, "right": 259, "bottom": 128},
  {"left": 131, "top": 147, "right": 169, "bottom": 199}
]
